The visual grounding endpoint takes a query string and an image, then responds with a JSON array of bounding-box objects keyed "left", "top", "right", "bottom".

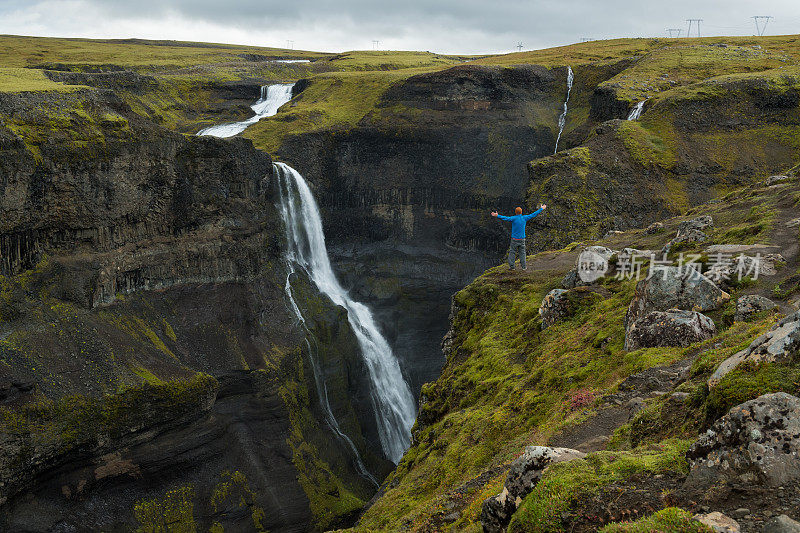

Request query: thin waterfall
[
  {"left": 554, "top": 66, "right": 574, "bottom": 154},
  {"left": 197, "top": 83, "right": 295, "bottom": 138},
  {"left": 274, "top": 162, "right": 417, "bottom": 464},
  {"left": 627, "top": 100, "right": 646, "bottom": 120}
]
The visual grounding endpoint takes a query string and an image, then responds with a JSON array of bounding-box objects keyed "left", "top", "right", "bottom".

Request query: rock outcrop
[
  {"left": 709, "top": 311, "right": 800, "bottom": 387},
  {"left": 764, "top": 515, "right": 800, "bottom": 533},
  {"left": 625, "top": 308, "right": 716, "bottom": 351},
  {"left": 686, "top": 393, "right": 800, "bottom": 488},
  {"left": 480, "top": 446, "right": 586, "bottom": 533},
  {"left": 625, "top": 266, "right": 730, "bottom": 330},
  {"left": 734, "top": 294, "right": 777, "bottom": 321},
  {"left": 662, "top": 215, "right": 714, "bottom": 253}
]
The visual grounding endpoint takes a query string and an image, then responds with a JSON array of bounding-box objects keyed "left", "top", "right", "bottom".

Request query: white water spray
[
  {"left": 281, "top": 261, "right": 379, "bottom": 487},
  {"left": 554, "top": 66, "right": 574, "bottom": 154},
  {"left": 627, "top": 100, "right": 646, "bottom": 120},
  {"left": 274, "top": 162, "right": 417, "bottom": 464},
  {"left": 197, "top": 83, "right": 294, "bottom": 138}
]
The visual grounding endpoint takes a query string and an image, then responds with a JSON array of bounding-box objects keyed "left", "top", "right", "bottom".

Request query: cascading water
[
  {"left": 627, "top": 100, "right": 646, "bottom": 120},
  {"left": 281, "top": 259, "right": 379, "bottom": 487},
  {"left": 274, "top": 162, "right": 417, "bottom": 464},
  {"left": 197, "top": 83, "right": 295, "bottom": 138},
  {"left": 553, "top": 66, "right": 574, "bottom": 154}
]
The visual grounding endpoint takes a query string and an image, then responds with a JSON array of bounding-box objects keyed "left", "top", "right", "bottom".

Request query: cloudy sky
[{"left": 1, "top": 0, "right": 799, "bottom": 54}]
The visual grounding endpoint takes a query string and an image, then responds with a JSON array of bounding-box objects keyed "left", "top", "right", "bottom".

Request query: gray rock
[
  {"left": 732, "top": 508, "right": 751, "bottom": 519},
  {"left": 481, "top": 446, "right": 585, "bottom": 533},
  {"left": 709, "top": 311, "right": 800, "bottom": 387},
  {"left": 763, "top": 514, "right": 800, "bottom": 533},
  {"left": 539, "top": 289, "right": 569, "bottom": 329},
  {"left": 645, "top": 221, "right": 664, "bottom": 234},
  {"left": 625, "top": 266, "right": 730, "bottom": 329},
  {"left": 734, "top": 295, "right": 777, "bottom": 322},
  {"left": 764, "top": 175, "right": 790, "bottom": 186},
  {"left": 625, "top": 309, "right": 716, "bottom": 351},
  {"left": 678, "top": 215, "right": 714, "bottom": 236},
  {"left": 693, "top": 511, "right": 741, "bottom": 533},
  {"left": 787, "top": 218, "right": 800, "bottom": 229},
  {"left": 561, "top": 268, "right": 583, "bottom": 289},
  {"left": 686, "top": 393, "right": 800, "bottom": 488},
  {"left": 666, "top": 215, "right": 714, "bottom": 249}
]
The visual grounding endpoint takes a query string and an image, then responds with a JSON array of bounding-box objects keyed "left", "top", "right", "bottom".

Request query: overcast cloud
[{"left": 1, "top": 0, "right": 799, "bottom": 54}]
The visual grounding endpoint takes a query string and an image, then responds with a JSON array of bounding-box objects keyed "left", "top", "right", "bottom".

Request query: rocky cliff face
[
  {"left": 0, "top": 87, "right": 388, "bottom": 531},
  {"left": 276, "top": 65, "right": 571, "bottom": 395}
]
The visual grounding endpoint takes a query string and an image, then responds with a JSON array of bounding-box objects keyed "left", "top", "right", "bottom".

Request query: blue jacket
[{"left": 497, "top": 208, "right": 544, "bottom": 239}]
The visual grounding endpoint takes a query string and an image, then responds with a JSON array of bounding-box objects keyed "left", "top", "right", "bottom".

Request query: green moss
[
  {"left": 133, "top": 485, "right": 197, "bottom": 533},
  {"left": 599, "top": 507, "right": 711, "bottom": 532},
  {"left": 508, "top": 440, "right": 692, "bottom": 533},
  {"left": 617, "top": 120, "right": 677, "bottom": 169},
  {"left": 0, "top": 67, "right": 85, "bottom": 92},
  {"left": 773, "top": 270, "right": 800, "bottom": 299},
  {"left": 209, "top": 471, "right": 267, "bottom": 531},
  {"left": 704, "top": 358, "right": 800, "bottom": 421},
  {"left": 275, "top": 354, "right": 368, "bottom": 531},
  {"left": 0, "top": 374, "right": 217, "bottom": 450}
]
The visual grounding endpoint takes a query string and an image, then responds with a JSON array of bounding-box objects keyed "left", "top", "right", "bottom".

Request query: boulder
[
  {"left": 645, "top": 221, "right": 664, "bottom": 234},
  {"left": 625, "top": 266, "right": 730, "bottom": 329},
  {"left": 686, "top": 392, "right": 800, "bottom": 488},
  {"left": 763, "top": 515, "right": 800, "bottom": 533},
  {"left": 561, "top": 268, "right": 583, "bottom": 289},
  {"left": 481, "top": 446, "right": 585, "bottom": 533},
  {"left": 625, "top": 309, "right": 716, "bottom": 351},
  {"left": 539, "top": 287, "right": 602, "bottom": 329},
  {"left": 539, "top": 289, "right": 568, "bottom": 328},
  {"left": 693, "top": 512, "right": 741, "bottom": 533},
  {"left": 734, "top": 294, "right": 777, "bottom": 321},
  {"left": 764, "top": 175, "right": 791, "bottom": 186},
  {"left": 708, "top": 311, "right": 800, "bottom": 387}
]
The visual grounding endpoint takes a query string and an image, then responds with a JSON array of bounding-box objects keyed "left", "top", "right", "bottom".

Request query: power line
[
  {"left": 666, "top": 28, "right": 682, "bottom": 38},
  {"left": 517, "top": 42, "right": 524, "bottom": 52},
  {"left": 686, "top": 19, "right": 703, "bottom": 37},
  {"left": 752, "top": 16, "right": 773, "bottom": 36}
]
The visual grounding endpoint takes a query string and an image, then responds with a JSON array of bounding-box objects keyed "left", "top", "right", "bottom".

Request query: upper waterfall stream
[{"left": 197, "top": 83, "right": 294, "bottom": 138}]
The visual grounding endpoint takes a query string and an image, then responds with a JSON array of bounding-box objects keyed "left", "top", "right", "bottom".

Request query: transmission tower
[
  {"left": 686, "top": 19, "right": 703, "bottom": 37},
  {"left": 752, "top": 16, "right": 773, "bottom": 36},
  {"left": 286, "top": 40, "right": 294, "bottom": 50},
  {"left": 666, "top": 28, "right": 682, "bottom": 38},
  {"left": 372, "top": 40, "right": 380, "bottom": 50}
]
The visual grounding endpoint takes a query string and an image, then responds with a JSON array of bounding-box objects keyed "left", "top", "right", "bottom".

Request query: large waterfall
[
  {"left": 553, "top": 66, "right": 573, "bottom": 154},
  {"left": 197, "top": 83, "right": 295, "bottom": 138},
  {"left": 274, "top": 162, "right": 417, "bottom": 464}
]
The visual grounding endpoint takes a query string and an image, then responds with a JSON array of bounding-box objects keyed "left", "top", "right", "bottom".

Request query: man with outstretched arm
[{"left": 491, "top": 205, "right": 547, "bottom": 270}]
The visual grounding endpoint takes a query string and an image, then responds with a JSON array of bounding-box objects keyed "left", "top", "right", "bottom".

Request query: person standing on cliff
[{"left": 491, "top": 205, "right": 546, "bottom": 270}]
